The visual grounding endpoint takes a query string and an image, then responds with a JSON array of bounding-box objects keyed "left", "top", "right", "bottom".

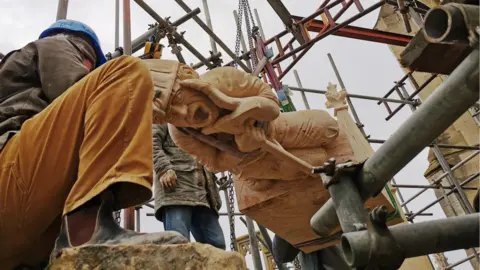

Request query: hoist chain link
[
  {"left": 243, "top": 0, "right": 258, "bottom": 70},
  {"left": 227, "top": 173, "right": 237, "bottom": 251},
  {"left": 234, "top": 0, "right": 245, "bottom": 68},
  {"left": 114, "top": 210, "right": 121, "bottom": 226}
]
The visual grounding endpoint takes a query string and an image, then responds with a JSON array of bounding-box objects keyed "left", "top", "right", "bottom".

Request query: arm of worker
[
  {"left": 35, "top": 35, "right": 96, "bottom": 102},
  {"left": 153, "top": 124, "right": 177, "bottom": 188}
]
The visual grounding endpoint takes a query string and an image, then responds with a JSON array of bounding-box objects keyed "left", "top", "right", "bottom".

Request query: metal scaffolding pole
[
  {"left": 123, "top": 0, "right": 132, "bottom": 56},
  {"left": 108, "top": 7, "right": 201, "bottom": 59},
  {"left": 311, "top": 48, "right": 479, "bottom": 235},
  {"left": 122, "top": 0, "right": 134, "bottom": 230},
  {"left": 368, "top": 138, "right": 480, "bottom": 151},
  {"left": 446, "top": 252, "right": 480, "bottom": 269},
  {"left": 407, "top": 173, "right": 479, "bottom": 220},
  {"left": 253, "top": 9, "right": 266, "bottom": 40},
  {"left": 135, "top": 0, "right": 213, "bottom": 68},
  {"left": 201, "top": 0, "right": 217, "bottom": 54},
  {"left": 401, "top": 150, "right": 479, "bottom": 207},
  {"left": 432, "top": 144, "right": 476, "bottom": 214},
  {"left": 293, "top": 70, "right": 310, "bottom": 109},
  {"left": 135, "top": 207, "right": 141, "bottom": 232},
  {"left": 56, "top": 0, "right": 69, "bottom": 21},
  {"left": 385, "top": 74, "right": 437, "bottom": 121},
  {"left": 392, "top": 183, "right": 478, "bottom": 190},
  {"left": 245, "top": 217, "right": 263, "bottom": 270},
  {"left": 174, "top": 0, "right": 251, "bottom": 72},
  {"left": 360, "top": 48, "right": 479, "bottom": 196},
  {"left": 273, "top": 1, "right": 385, "bottom": 78},
  {"left": 289, "top": 86, "right": 417, "bottom": 105},
  {"left": 342, "top": 213, "right": 480, "bottom": 267},
  {"left": 115, "top": 0, "right": 120, "bottom": 48},
  {"left": 327, "top": 53, "right": 366, "bottom": 135}
]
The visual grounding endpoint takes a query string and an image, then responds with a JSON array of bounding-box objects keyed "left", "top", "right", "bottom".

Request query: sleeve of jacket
[
  {"left": 35, "top": 37, "right": 90, "bottom": 102},
  {"left": 153, "top": 124, "right": 174, "bottom": 178}
]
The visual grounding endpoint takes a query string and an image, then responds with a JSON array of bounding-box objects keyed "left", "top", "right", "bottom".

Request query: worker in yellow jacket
[{"left": 0, "top": 19, "right": 187, "bottom": 269}]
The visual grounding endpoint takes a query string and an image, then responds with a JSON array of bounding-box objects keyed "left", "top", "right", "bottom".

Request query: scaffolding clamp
[
  {"left": 312, "top": 158, "right": 359, "bottom": 188},
  {"left": 350, "top": 206, "right": 405, "bottom": 270}
]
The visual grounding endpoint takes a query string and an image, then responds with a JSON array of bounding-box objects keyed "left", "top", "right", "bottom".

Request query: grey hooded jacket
[{"left": 152, "top": 124, "right": 222, "bottom": 221}]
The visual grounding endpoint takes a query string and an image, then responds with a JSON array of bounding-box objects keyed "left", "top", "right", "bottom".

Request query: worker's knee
[
  {"left": 104, "top": 55, "right": 153, "bottom": 93},
  {"left": 104, "top": 56, "right": 151, "bottom": 80}
]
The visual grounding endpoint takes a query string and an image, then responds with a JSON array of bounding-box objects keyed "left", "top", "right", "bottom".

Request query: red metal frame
[
  {"left": 292, "top": 15, "right": 412, "bottom": 47},
  {"left": 225, "top": 1, "right": 414, "bottom": 84}
]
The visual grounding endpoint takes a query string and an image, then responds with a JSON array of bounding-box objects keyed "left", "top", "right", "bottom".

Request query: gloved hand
[{"left": 160, "top": 169, "right": 177, "bottom": 189}]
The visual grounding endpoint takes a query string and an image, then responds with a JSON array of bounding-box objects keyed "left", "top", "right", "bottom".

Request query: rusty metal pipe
[{"left": 423, "top": 4, "right": 475, "bottom": 44}]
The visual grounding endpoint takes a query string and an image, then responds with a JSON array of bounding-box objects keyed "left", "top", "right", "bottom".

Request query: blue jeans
[{"left": 162, "top": 205, "right": 226, "bottom": 250}]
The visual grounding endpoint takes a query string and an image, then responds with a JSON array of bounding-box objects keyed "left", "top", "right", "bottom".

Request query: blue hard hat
[{"left": 39, "top": 19, "right": 107, "bottom": 68}]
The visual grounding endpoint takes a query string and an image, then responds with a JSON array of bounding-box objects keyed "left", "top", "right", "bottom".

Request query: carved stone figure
[
  {"left": 146, "top": 59, "right": 400, "bottom": 252},
  {"left": 147, "top": 60, "right": 345, "bottom": 183}
]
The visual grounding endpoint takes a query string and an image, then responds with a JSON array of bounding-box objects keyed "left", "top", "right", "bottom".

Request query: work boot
[{"left": 50, "top": 191, "right": 188, "bottom": 261}]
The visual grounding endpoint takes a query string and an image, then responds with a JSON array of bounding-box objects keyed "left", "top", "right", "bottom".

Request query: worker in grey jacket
[{"left": 153, "top": 124, "right": 226, "bottom": 249}]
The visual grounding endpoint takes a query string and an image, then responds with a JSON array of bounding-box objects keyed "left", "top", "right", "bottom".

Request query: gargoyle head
[{"left": 146, "top": 59, "right": 220, "bottom": 128}]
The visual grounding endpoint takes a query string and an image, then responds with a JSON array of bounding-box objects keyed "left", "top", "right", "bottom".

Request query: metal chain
[
  {"left": 243, "top": 4, "right": 256, "bottom": 71},
  {"left": 215, "top": 173, "right": 238, "bottom": 251},
  {"left": 227, "top": 173, "right": 238, "bottom": 251},
  {"left": 234, "top": 0, "right": 245, "bottom": 68},
  {"left": 244, "top": 0, "right": 256, "bottom": 29},
  {"left": 242, "top": 0, "right": 258, "bottom": 70},
  {"left": 293, "top": 256, "right": 302, "bottom": 270},
  {"left": 114, "top": 210, "right": 121, "bottom": 225}
]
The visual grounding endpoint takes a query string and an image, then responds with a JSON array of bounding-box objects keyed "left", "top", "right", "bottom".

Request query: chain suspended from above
[
  {"left": 234, "top": 0, "right": 258, "bottom": 71},
  {"left": 114, "top": 210, "right": 122, "bottom": 225},
  {"left": 227, "top": 173, "right": 237, "bottom": 252},
  {"left": 216, "top": 172, "right": 238, "bottom": 251}
]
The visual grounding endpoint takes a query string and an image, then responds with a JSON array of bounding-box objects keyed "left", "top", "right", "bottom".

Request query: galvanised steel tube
[
  {"left": 175, "top": 0, "right": 251, "bottom": 72},
  {"left": 56, "top": 0, "right": 68, "bottom": 21},
  {"left": 360, "top": 48, "right": 479, "bottom": 197},
  {"left": 341, "top": 213, "right": 480, "bottom": 268},
  {"left": 311, "top": 48, "right": 479, "bottom": 236},
  {"left": 289, "top": 86, "right": 418, "bottom": 105}
]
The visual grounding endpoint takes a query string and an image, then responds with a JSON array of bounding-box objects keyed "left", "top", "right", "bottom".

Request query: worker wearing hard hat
[{"left": 0, "top": 20, "right": 187, "bottom": 269}]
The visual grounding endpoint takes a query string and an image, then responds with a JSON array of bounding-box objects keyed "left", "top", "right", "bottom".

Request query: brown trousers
[{"left": 0, "top": 56, "right": 154, "bottom": 268}]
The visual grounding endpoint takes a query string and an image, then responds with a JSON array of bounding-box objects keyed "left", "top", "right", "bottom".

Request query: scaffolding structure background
[{"left": 50, "top": 0, "right": 479, "bottom": 269}]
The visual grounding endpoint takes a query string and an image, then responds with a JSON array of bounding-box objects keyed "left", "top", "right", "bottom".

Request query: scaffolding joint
[{"left": 343, "top": 206, "right": 406, "bottom": 269}]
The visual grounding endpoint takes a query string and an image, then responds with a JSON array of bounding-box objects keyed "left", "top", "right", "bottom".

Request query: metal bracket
[
  {"left": 312, "top": 158, "right": 359, "bottom": 188},
  {"left": 265, "top": 47, "right": 274, "bottom": 59},
  {"left": 363, "top": 206, "right": 405, "bottom": 269},
  {"left": 215, "top": 175, "right": 232, "bottom": 191}
]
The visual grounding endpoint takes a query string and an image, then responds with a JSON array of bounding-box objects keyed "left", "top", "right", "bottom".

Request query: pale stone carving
[
  {"left": 325, "top": 82, "right": 348, "bottom": 116},
  {"left": 145, "top": 59, "right": 344, "bottom": 184},
  {"left": 144, "top": 59, "right": 401, "bottom": 252}
]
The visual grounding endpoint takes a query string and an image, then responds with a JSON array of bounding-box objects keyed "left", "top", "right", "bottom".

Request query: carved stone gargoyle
[
  {"left": 145, "top": 60, "right": 403, "bottom": 253},
  {"left": 145, "top": 59, "right": 347, "bottom": 190}
]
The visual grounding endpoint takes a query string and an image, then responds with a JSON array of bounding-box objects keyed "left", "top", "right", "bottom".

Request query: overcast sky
[{"left": 0, "top": 0, "right": 473, "bottom": 269}]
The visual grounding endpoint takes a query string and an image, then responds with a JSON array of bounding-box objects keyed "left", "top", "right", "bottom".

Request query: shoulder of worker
[{"left": 33, "top": 34, "right": 96, "bottom": 66}]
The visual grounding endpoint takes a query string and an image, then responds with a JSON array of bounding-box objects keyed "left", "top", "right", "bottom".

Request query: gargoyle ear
[
  {"left": 179, "top": 79, "right": 213, "bottom": 93},
  {"left": 180, "top": 79, "right": 238, "bottom": 111}
]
